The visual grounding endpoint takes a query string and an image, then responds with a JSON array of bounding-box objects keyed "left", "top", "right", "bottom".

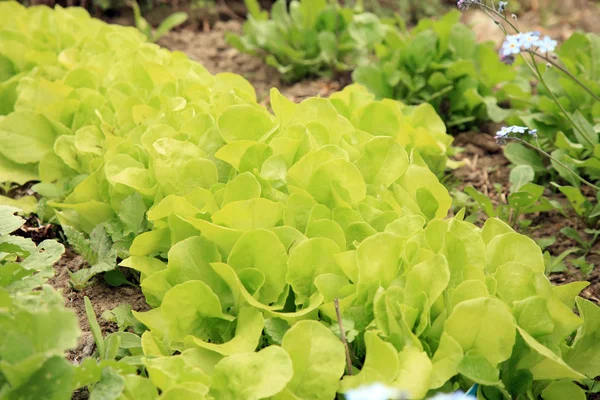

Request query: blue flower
[
  {"left": 496, "top": 126, "right": 511, "bottom": 138},
  {"left": 536, "top": 35, "right": 557, "bottom": 53},
  {"left": 501, "top": 34, "right": 523, "bottom": 56},
  {"left": 521, "top": 32, "right": 539, "bottom": 49},
  {"left": 345, "top": 383, "right": 404, "bottom": 400},
  {"left": 428, "top": 391, "right": 476, "bottom": 400},
  {"left": 498, "top": 1, "right": 508, "bottom": 12}
]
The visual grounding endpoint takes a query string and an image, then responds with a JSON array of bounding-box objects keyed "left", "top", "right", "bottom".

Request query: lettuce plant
[
  {"left": 354, "top": 11, "right": 517, "bottom": 131},
  {"left": 227, "top": 0, "right": 388, "bottom": 82},
  {"left": 0, "top": 206, "right": 81, "bottom": 398},
  {"left": 1, "top": 4, "right": 599, "bottom": 399}
]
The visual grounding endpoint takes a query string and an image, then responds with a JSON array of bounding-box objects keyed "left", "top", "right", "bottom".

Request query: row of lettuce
[
  {"left": 0, "top": 2, "right": 599, "bottom": 400},
  {"left": 231, "top": 0, "right": 600, "bottom": 200}
]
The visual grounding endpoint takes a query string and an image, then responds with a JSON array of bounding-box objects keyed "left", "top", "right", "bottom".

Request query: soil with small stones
[
  {"left": 47, "top": 248, "right": 150, "bottom": 364},
  {"left": 14, "top": 220, "right": 151, "bottom": 366}
]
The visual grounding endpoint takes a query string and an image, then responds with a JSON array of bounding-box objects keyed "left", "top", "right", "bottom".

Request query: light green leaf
[
  {"left": 286, "top": 237, "right": 342, "bottom": 306},
  {"left": 276, "top": 321, "right": 346, "bottom": 400},
  {"left": 160, "top": 280, "right": 234, "bottom": 342},
  {"left": 444, "top": 297, "right": 516, "bottom": 366},
  {"left": 209, "top": 346, "right": 293, "bottom": 400}
]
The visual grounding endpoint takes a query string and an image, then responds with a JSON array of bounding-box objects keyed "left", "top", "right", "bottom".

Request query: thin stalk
[
  {"left": 515, "top": 138, "right": 600, "bottom": 191},
  {"left": 527, "top": 50, "right": 600, "bottom": 103},
  {"left": 528, "top": 51, "right": 596, "bottom": 148},
  {"left": 479, "top": 3, "right": 519, "bottom": 32},
  {"left": 334, "top": 298, "right": 353, "bottom": 376}
]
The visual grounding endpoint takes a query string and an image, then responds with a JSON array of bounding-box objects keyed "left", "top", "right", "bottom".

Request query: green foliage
[
  {"left": 504, "top": 33, "right": 600, "bottom": 199},
  {"left": 463, "top": 177, "right": 560, "bottom": 229},
  {"left": 63, "top": 224, "right": 118, "bottom": 290},
  {"left": 0, "top": 205, "right": 80, "bottom": 398},
  {"left": 129, "top": 0, "right": 189, "bottom": 43},
  {"left": 1, "top": 4, "right": 599, "bottom": 399},
  {"left": 354, "top": 11, "right": 517, "bottom": 131},
  {"left": 227, "top": 0, "right": 389, "bottom": 82}
]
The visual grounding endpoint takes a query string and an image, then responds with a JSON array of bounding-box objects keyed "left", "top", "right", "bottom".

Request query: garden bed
[{"left": 2, "top": 1, "right": 600, "bottom": 399}]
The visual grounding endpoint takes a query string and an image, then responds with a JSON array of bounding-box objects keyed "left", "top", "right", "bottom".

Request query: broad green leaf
[
  {"left": 160, "top": 280, "right": 234, "bottom": 342},
  {"left": 228, "top": 229, "right": 288, "bottom": 304},
  {"left": 218, "top": 105, "right": 275, "bottom": 143},
  {"left": 340, "top": 331, "right": 399, "bottom": 390},
  {"left": 286, "top": 237, "right": 342, "bottom": 306},
  {"left": 392, "top": 346, "right": 432, "bottom": 399},
  {"left": 509, "top": 165, "right": 535, "bottom": 193},
  {"left": 89, "top": 367, "right": 125, "bottom": 400},
  {"left": 185, "top": 307, "right": 264, "bottom": 356},
  {"left": 516, "top": 327, "right": 584, "bottom": 380},
  {"left": 541, "top": 380, "right": 586, "bottom": 400},
  {"left": 212, "top": 198, "right": 283, "bottom": 230},
  {"left": 354, "top": 136, "right": 409, "bottom": 187},
  {"left": 209, "top": 346, "right": 293, "bottom": 400},
  {"left": 0, "top": 111, "right": 62, "bottom": 164},
  {"left": 486, "top": 232, "right": 544, "bottom": 274},
  {"left": 276, "top": 321, "right": 345, "bottom": 400},
  {"left": 444, "top": 297, "right": 516, "bottom": 366}
]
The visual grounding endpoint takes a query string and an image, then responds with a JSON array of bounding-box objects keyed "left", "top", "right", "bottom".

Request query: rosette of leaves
[
  {"left": 354, "top": 11, "right": 517, "bottom": 131},
  {"left": 226, "top": 0, "right": 388, "bottom": 82}
]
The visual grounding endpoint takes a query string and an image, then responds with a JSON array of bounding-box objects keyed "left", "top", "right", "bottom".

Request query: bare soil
[{"left": 47, "top": 248, "right": 150, "bottom": 363}]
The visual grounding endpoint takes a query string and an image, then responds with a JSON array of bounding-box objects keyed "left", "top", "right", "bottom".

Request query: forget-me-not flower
[
  {"left": 536, "top": 35, "right": 557, "bottom": 53},
  {"left": 494, "top": 125, "right": 537, "bottom": 144},
  {"left": 521, "top": 32, "right": 539, "bottom": 49},
  {"left": 502, "top": 38, "right": 522, "bottom": 56}
]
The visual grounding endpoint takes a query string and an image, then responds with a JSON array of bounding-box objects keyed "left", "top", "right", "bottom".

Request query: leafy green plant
[
  {"left": 63, "top": 225, "right": 118, "bottom": 290},
  {"left": 0, "top": 205, "right": 81, "bottom": 398},
  {"left": 227, "top": 0, "right": 389, "bottom": 82},
  {"left": 354, "top": 11, "right": 517, "bottom": 131},
  {"left": 1, "top": 3, "right": 599, "bottom": 399},
  {"left": 463, "top": 166, "right": 560, "bottom": 228},
  {"left": 129, "top": 0, "right": 188, "bottom": 42}
]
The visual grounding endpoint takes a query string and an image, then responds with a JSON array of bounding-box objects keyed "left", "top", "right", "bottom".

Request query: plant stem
[
  {"left": 527, "top": 50, "right": 600, "bottom": 103},
  {"left": 527, "top": 52, "right": 596, "bottom": 149},
  {"left": 515, "top": 138, "right": 600, "bottom": 191},
  {"left": 334, "top": 298, "right": 353, "bottom": 376}
]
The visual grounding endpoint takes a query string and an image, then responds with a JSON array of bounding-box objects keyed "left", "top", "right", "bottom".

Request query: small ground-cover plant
[
  {"left": 227, "top": 0, "right": 389, "bottom": 82},
  {"left": 1, "top": 3, "right": 600, "bottom": 399},
  {"left": 354, "top": 10, "right": 517, "bottom": 131}
]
